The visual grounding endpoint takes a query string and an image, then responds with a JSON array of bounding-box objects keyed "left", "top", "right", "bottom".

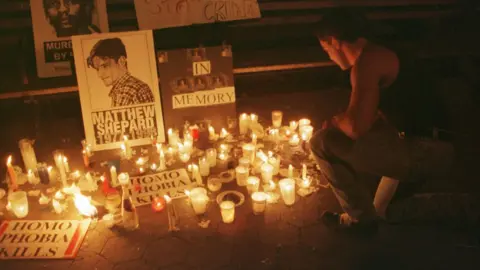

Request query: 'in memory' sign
[
  {"left": 128, "top": 168, "right": 193, "bottom": 206},
  {"left": 0, "top": 220, "right": 90, "bottom": 260}
]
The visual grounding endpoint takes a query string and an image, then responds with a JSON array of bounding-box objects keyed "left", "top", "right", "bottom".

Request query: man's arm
[{"left": 333, "top": 51, "right": 382, "bottom": 139}]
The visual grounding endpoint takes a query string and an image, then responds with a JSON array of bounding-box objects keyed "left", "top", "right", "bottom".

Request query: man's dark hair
[
  {"left": 313, "top": 8, "right": 370, "bottom": 43},
  {"left": 87, "top": 38, "right": 127, "bottom": 68}
]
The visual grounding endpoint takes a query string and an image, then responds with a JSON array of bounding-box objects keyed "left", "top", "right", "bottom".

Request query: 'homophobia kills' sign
[{"left": 0, "top": 220, "right": 90, "bottom": 260}]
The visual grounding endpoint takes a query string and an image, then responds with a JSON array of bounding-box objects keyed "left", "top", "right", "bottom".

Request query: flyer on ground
[
  {"left": 30, "top": 0, "right": 109, "bottom": 78},
  {"left": 72, "top": 30, "right": 166, "bottom": 152}
]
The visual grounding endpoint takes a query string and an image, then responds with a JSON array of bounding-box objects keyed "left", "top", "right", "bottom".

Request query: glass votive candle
[
  {"left": 220, "top": 201, "right": 235, "bottom": 224},
  {"left": 8, "top": 191, "right": 29, "bottom": 218},
  {"left": 206, "top": 148, "right": 217, "bottom": 167},
  {"left": 199, "top": 157, "right": 210, "bottom": 177},
  {"left": 179, "top": 152, "right": 191, "bottom": 163},
  {"left": 271, "top": 110, "right": 283, "bottom": 128},
  {"left": 299, "top": 118, "right": 311, "bottom": 128},
  {"left": 289, "top": 134, "right": 300, "bottom": 146},
  {"left": 299, "top": 125, "right": 314, "bottom": 141},
  {"left": 289, "top": 121, "right": 298, "bottom": 131},
  {"left": 239, "top": 113, "right": 250, "bottom": 135},
  {"left": 268, "top": 156, "right": 280, "bottom": 176},
  {"left": 239, "top": 157, "right": 250, "bottom": 168},
  {"left": 261, "top": 163, "right": 274, "bottom": 184},
  {"left": 250, "top": 114, "right": 258, "bottom": 124},
  {"left": 207, "top": 177, "right": 222, "bottom": 192},
  {"left": 242, "top": 143, "right": 256, "bottom": 164},
  {"left": 246, "top": 176, "right": 260, "bottom": 194},
  {"left": 235, "top": 166, "right": 249, "bottom": 186},
  {"left": 251, "top": 192, "right": 267, "bottom": 215},
  {"left": 168, "top": 128, "right": 180, "bottom": 146},
  {"left": 190, "top": 187, "right": 208, "bottom": 215},
  {"left": 279, "top": 178, "right": 296, "bottom": 206}
]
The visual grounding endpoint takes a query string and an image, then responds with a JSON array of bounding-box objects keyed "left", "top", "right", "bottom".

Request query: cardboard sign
[
  {"left": 157, "top": 46, "right": 237, "bottom": 134},
  {"left": 30, "top": 0, "right": 109, "bottom": 78},
  {"left": 128, "top": 168, "right": 193, "bottom": 206},
  {"left": 72, "top": 30, "right": 166, "bottom": 151},
  {"left": 0, "top": 220, "right": 90, "bottom": 260},
  {"left": 134, "top": 0, "right": 261, "bottom": 30}
]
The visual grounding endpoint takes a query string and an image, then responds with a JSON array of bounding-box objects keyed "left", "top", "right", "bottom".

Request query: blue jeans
[{"left": 310, "top": 120, "right": 420, "bottom": 222}]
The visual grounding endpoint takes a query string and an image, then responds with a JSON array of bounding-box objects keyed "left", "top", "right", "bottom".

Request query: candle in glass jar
[
  {"left": 110, "top": 166, "right": 118, "bottom": 187},
  {"left": 208, "top": 125, "right": 216, "bottom": 140},
  {"left": 168, "top": 128, "right": 180, "bottom": 146},
  {"left": 299, "top": 118, "right": 311, "bottom": 128},
  {"left": 6, "top": 156, "right": 18, "bottom": 189},
  {"left": 271, "top": 110, "right": 283, "bottom": 128},
  {"left": 239, "top": 157, "right": 250, "bottom": 168},
  {"left": 220, "top": 201, "right": 235, "bottom": 224},
  {"left": 53, "top": 151, "right": 67, "bottom": 186},
  {"left": 299, "top": 125, "right": 314, "bottom": 141},
  {"left": 219, "top": 128, "right": 229, "bottom": 139},
  {"left": 47, "top": 166, "right": 55, "bottom": 183},
  {"left": 289, "top": 121, "right": 298, "bottom": 131},
  {"left": 251, "top": 192, "right": 267, "bottom": 215},
  {"left": 159, "top": 150, "right": 166, "bottom": 170},
  {"left": 246, "top": 176, "right": 260, "bottom": 194},
  {"left": 189, "top": 187, "right": 208, "bottom": 215},
  {"left": 261, "top": 163, "right": 274, "bottom": 184},
  {"left": 279, "top": 178, "right": 296, "bottom": 206},
  {"left": 206, "top": 148, "right": 217, "bottom": 167},
  {"left": 239, "top": 113, "right": 249, "bottom": 135},
  {"left": 289, "top": 134, "right": 300, "bottom": 146},
  {"left": 8, "top": 191, "right": 29, "bottom": 218},
  {"left": 268, "top": 155, "right": 280, "bottom": 176},
  {"left": 242, "top": 143, "right": 256, "bottom": 164},
  {"left": 18, "top": 139, "right": 38, "bottom": 173},
  {"left": 152, "top": 197, "right": 166, "bottom": 212},
  {"left": 235, "top": 166, "right": 249, "bottom": 186},
  {"left": 250, "top": 114, "right": 258, "bottom": 124},
  {"left": 63, "top": 156, "right": 70, "bottom": 173},
  {"left": 207, "top": 177, "right": 222, "bottom": 192},
  {"left": 199, "top": 157, "right": 210, "bottom": 177}
]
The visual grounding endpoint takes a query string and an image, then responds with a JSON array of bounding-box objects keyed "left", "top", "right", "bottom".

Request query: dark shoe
[{"left": 320, "top": 211, "right": 379, "bottom": 236}]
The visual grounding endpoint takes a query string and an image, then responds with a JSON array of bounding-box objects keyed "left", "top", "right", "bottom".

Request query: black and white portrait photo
[
  {"left": 72, "top": 30, "right": 165, "bottom": 151},
  {"left": 87, "top": 38, "right": 154, "bottom": 107},
  {"left": 30, "top": 0, "right": 109, "bottom": 78}
]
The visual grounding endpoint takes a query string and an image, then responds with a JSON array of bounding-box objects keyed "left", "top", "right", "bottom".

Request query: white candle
[
  {"left": 302, "top": 164, "right": 307, "bottom": 180},
  {"left": 168, "top": 128, "right": 180, "bottom": 146},
  {"left": 47, "top": 166, "right": 55, "bottom": 183},
  {"left": 268, "top": 155, "right": 280, "bottom": 176},
  {"left": 183, "top": 139, "right": 193, "bottom": 153},
  {"left": 246, "top": 176, "right": 260, "bottom": 194},
  {"left": 251, "top": 192, "right": 267, "bottom": 215},
  {"left": 192, "top": 165, "right": 203, "bottom": 186},
  {"left": 261, "top": 163, "right": 274, "bottom": 184},
  {"left": 219, "top": 128, "right": 229, "bottom": 139},
  {"left": 190, "top": 187, "right": 208, "bottom": 215},
  {"left": 288, "top": 164, "right": 294, "bottom": 178},
  {"left": 27, "top": 169, "right": 39, "bottom": 185},
  {"left": 206, "top": 148, "right": 217, "bottom": 167},
  {"left": 239, "top": 113, "right": 249, "bottom": 135},
  {"left": 235, "top": 166, "right": 249, "bottom": 186},
  {"left": 289, "top": 134, "right": 300, "bottom": 146},
  {"left": 299, "top": 125, "right": 314, "bottom": 141},
  {"left": 110, "top": 166, "right": 118, "bottom": 187},
  {"left": 239, "top": 157, "right": 250, "bottom": 168},
  {"left": 179, "top": 152, "right": 191, "bottom": 163},
  {"left": 220, "top": 201, "right": 235, "bottom": 224},
  {"left": 63, "top": 156, "right": 70, "bottom": 173},
  {"left": 123, "top": 135, "right": 133, "bottom": 159},
  {"left": 156, "top": 143, "right": 162, "bottom": 154},
  {"left": 53, "top": 151, "right": 67, "bottom": 186},
  {"left": 251, "top": 133, "right": 257, "bottom": 145},
  {"left": 250, "top": 114, "right": 258, "bottom": 124},
  {"left": 242, "top": 143, "right": 256, "bottom": 164},
  {"left": 6, "top": 156, "right": 18, "bottom": 189},
  {"left": 8, "top": 191, "right": 29, "bottom": 218},
  {"left": 199, "top": 157, "right": 210, "bottom": 177},
  {"left": 159, "top": 150, "right": 166, "bottom": 170},
  {"left": 299, "top": 118, "right": 311, "bottom": 127},
  {"left": 118, "top": 173, "right": 130, "bottom": 186},
  {"left": 271, "top": 110, "right": 283, "bottom": 128},
  {"left": 18, "top": 139, "right": 37, "bottom": 173},
  {"left": 208, "top": 125, "right": 216, "bottom": 140},
  {"left": 279, "top": 178, "right": 296, "bottom": 206},
  {"left": 289, "top": 121, "right": 298, "bottom": 131},
  {"left": 207, "top": 177, "right": 222, "bottom": 192}
]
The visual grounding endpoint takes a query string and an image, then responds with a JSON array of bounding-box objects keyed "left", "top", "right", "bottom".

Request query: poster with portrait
[
  {"left": 157, "top": 45, "right": 236, "bottom": 134},
  {"left": 134, "top": 0, "right": 261, "bottom": 30},
  {"left": 72, "top": 30, "right": 165, "bottom": 151},
  {"left": 30, "top": 0, "right": 109, "bottom": 78}
]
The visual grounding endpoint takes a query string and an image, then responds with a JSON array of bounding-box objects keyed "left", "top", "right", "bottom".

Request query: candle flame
[
  {"left": 120, "top": 143, "right": 126, "bottom": 151},
  {"left": 100, "top": 175, "right": 106, "bottom": 182},
  {"left": 74, "top": 192, "right": 97, "bottom": 217},
  {"left": 136, "top": 157, "right": 146, "bottom": 166},
  {"left": 163, "top": 194, "right": 172, "bottom": 203},
  {"left": 6, "top": 155, "right": 12, "bottom": 165},
  {"left": 257, "top": 150, "right": 268, "bottom": 162},
  {"left": 63, "top": 156, "right": 68, "bottom": 162},
  {"left": 185, "top": 190, "right": 190, "bottom": 197},
  {"left": 123, "top": 135, "right": 129, "bottom": 141},
  {"left": 52, "top": 199, "right": 64, "bottom": 214},
  {"left": 47, "top": 166, "right": 53, "bottom": 172},
  {"left": 240, "top": 113, "right": 248, "bottom": 119}
]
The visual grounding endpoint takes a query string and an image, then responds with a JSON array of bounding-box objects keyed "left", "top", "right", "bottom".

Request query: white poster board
[
  {"left": 30, "top": 0, "right": 109, "bottom": 78},
  {"left": 0, "top": 220, "right": 90, "bottom": 260},
  {"left": 72, "top": 30, "right": 166, "bottom": 151},
  {"left": 134, "top": 0, "right": 261, "bottom": 30}
]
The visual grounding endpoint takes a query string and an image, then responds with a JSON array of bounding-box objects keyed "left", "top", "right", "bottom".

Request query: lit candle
[
  {"left": 110, "top": 166, "right": 118, "bottom": 187},
  {"left": 183, "top": 139, "right": 193, "bottom": 153},
  {"left": 6, "top": 156, "right": 18, "bottom": 190},
  {"left": 118, "top": 173, "right": 130, "bottom": 186},
  {"left": 168, "top": 128, "right": 180, "bottom": 146},
  {"left": 289, "top": 134, "right": 300, "bottom": 146},
  {"left": 164, "top": 195, "right": 177, "bottom": 231},
  {"left": 235, "top": 166, "right": 249, "bottom": 186},
  {"left": 268, "top": 154, "right": 280, "bottom": 176},
  {"left": 53, "top": 150, "right": 67, "bottom": 186},
  {"left": 271, "top": 110, "right": 283, "bottom": 128},
  {"left": 159, "top": 150, "right": 166, "bottom": 171},
  {"left": 239, "top": 113, "right": 249, "bottom": 135},
  {"left": 199, "top": 157, "right": 210, "bottom": 177},
  {"left": 27, "top": 169, "right": 39, "bottom": 185},
  {"left": 250, "top": 114, "right": 258, "bottom": 124},
  {"left": 299, "top": 125, "right": 314, "bottom": 141},
  {"left": 261, "top": 163, "right": 274, "bottom": 184},
  {"left": 302, "top": 164, "right": 307, "bottom": 180},
  {"left": 219, "top": 128, "right": 229, "bottom": 139},
  {"left": 156, "top": 143, "right": 162, "bottom": 153},
  {"left": 192, "top": 164, "right": 203, "bottom": 186},
  {"left": 288, "top": 164, "right": 294, "bottom": 178},
  {"left": 206, "top": 148, "right": 217, "bottom": 167},
  {"left": 189, "top": 187, "right": 208, "bottom": 215},
  {"left": 299, "top": 118, "right": 311, "bottom": 127},
  {"left": 123, "top": 135, "right": 133, "bottom": 159},
  {"left": 251, "top": 192, "right": 267, "bottom": 215},
  {"left": 8, "top": 191, "right": 29, "bottom": 218},
  {"left": 242, "top": 143, "right": 256, "bottom": 164},
  {"left": 269, "top": 128, "right": 280, "bottom": 142},
  {"left": 179, "top": 152, "right": 191, "bottom": 163},
  {"left": 289, "top": 121, "right": 298, "bottom": 131},
  {"left": 252, "top": 133, "right": 257, "bottom": 145},
  {"left": 63, "top": 156, "right": 70, "bottom": 173},
  {"left": 279, "top": 178, "right": 296, "bottom": 206},
  {"left": 217, "top": 152, "right": 229, "bottom": 169},
  {"left": 151, "top": 163, "right": 158, "bottom": 172},
  {"left": 239, "top": 157, "right": 250, "bottom": 168},
  {"left": 18, "top": 139, "right": 37, "bottom": 173},
  {"left": 82, "top": 150, "right": 89, "bottom": 168},
  {"left": 208, "top": 125, "right": 217, "bottom": 141},
  {"left": 207, "top": 177, "right": 222, "bottom": 192},
  {"left": 246, "top": 176, "right": 260, "bottom": 194},
  {"left": 301, "top": 177, "right": 312, "bottom": 189},
  {"left": 152, "top": 196, "right": 166, "bottom": 212},
  {"left": 47, "top": 166, "right": 55, "bottom": 183},
  {"left": 220, "top": 201, "right": 235, "bottom": 224},
  {"left": 81, "top": 139, "right": 93, "bottom": 157}
]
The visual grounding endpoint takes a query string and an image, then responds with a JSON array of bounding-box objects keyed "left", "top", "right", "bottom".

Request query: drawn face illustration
[
  {"left": 91, "top": 56, "right": 127, "bottom": 87},
  {"left": 44, "top": 0, "right": 87, "bottom": 37}
]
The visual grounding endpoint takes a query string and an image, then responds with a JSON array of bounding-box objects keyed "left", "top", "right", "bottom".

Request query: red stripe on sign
[
  {"left": 64, "top": 222, "right": 82, "bottom": 256},
  {"left": 0, "top": 221, "right": 9, "bottom": 236}
]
